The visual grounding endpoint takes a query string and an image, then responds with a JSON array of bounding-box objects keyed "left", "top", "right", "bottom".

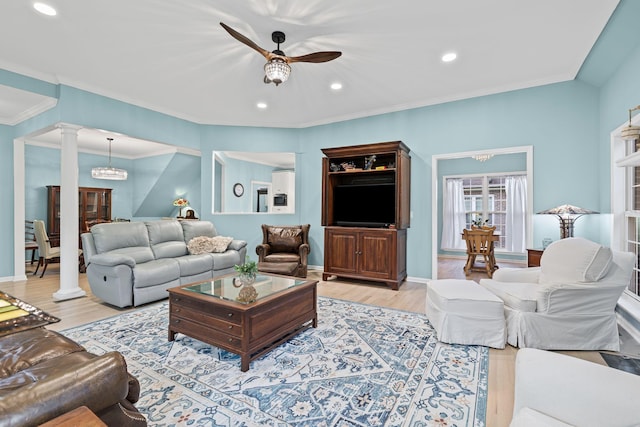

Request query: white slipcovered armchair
[
  {"left": 479, "top": 237, "right": 634, "bottom": 351},
  {"left": 511, "top": 349, "right": 640, "bottom": 426}
]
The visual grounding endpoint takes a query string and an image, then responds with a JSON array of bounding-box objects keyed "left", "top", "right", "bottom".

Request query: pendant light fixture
[
  {"left": 621, "top": 105, "right": 640, "bottom": 142},
  {"left": 91, "top": 137, "right": 128, "bottom": 180}
]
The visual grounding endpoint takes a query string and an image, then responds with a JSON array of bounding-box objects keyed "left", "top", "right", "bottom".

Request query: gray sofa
[{"left": 81, "top": 220, "right": 247, "bottom": 308}]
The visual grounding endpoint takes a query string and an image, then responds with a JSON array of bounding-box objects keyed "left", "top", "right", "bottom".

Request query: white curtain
[
  {"left": 505, "top": 175, "right": 527, "bottom": 252},
  {"left": 441, "top": 178, "right": 467, "bottom": 250}
]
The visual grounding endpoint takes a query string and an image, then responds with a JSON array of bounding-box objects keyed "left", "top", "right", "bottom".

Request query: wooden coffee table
[{"left": 168, "top": 273, "right": 318, "bottom": 372}]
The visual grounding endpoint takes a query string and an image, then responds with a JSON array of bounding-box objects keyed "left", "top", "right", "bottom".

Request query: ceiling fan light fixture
[
  {"left": 91, "top": 137, "right": 128, "bottom": 180},
  {"left": 264, "top": 58, "right": 291, "bottom": 86}
]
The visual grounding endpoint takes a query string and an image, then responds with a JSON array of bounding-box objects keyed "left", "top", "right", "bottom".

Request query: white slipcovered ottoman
[{"left": 426, "top": 279, "right": 506, "bottom": 348}]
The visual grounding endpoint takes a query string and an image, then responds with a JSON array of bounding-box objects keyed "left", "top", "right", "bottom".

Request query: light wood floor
[{"left": 1, "top": 259, "right": 608, "bottom": 427}]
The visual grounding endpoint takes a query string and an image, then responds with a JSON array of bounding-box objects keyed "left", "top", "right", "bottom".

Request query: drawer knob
[
  {"left": 227, "top": 313, "right": 233, "bottom": 317},
  {"left": 175, "top": 308, "right": 180, "bottom": 312},
  {"left": 174, "top": 298, "right": 180, "bottom": 302},
  {"left": 174, "top": 319, "right": 180, "bottom": 324},
  {"left": 228, "top": 325, "right": 233, "bottom": 329},
  {"left": 228, "top": 338, "right": 233, "bottom": 343}
]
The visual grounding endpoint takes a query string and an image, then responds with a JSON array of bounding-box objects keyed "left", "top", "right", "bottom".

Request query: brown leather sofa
[
  {"left": 256, "top": 224, "right": 310, "bottom": 277},
  {"left": 0, "top": 327, "right": 147, "bottom": 427}
]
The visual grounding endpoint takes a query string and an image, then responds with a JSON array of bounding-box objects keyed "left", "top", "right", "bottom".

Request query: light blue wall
[
  {"left": 2, "top": 0, "right": 640, "bottom": 280},
  {"left": 298, "top": 79, "right": 600, "bottom": 276},
  {"left": 24, "top": 145, "right": 135, "bottom": 228},
  {"left": 23, "top": 146, "right": 202, "bottom": 228},
  {"left": 199, "top": 125, "right": 301, "bottom": 263},
  {"left": 215, "top": 153, "right": 275, "bottom": 213}
]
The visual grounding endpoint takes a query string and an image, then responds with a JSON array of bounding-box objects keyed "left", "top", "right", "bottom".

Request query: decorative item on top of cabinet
[{"left": 321, "top": 141, "right": 410, "bottom": 290}]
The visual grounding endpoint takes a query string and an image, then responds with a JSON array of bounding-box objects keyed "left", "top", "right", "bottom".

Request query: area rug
[{"left": 62, "top": 297, "right": 488, "bottom": 426}]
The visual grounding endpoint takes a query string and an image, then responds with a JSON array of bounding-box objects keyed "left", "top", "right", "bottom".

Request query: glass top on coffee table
[{"left": 183, "top": 274, "right": 307, "bottom": 304}]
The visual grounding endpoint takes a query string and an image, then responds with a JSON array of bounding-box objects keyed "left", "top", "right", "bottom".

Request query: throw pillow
[
  {"left": 187, "top": 236, "right": 215, "bottom": 255},
  {"left": 211, "top": 236, "right": 234, "bottom": 253},
  {"left": 267, "top": 227, "right": 303, "bottom": 253},
  {"left": 539, "top": 237, "right": 613, "bottom": 284}
]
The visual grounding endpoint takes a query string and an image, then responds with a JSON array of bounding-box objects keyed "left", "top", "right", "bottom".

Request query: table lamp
[{"left": 537, "top": 204, "right": 599, "bottom": 239}]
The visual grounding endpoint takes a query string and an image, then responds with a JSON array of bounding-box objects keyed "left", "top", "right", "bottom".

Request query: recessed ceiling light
[
  {"left": 330, "top": 82, "right": 343, "bottom": 91},
  {"left": 441, "top": 52, "right": 457, "bottom": 63},
  {"left": 256, "top": 102, "right": 267, "bottom": 109},
  {"left": 33, "top": 2, "right": 57, "bottom": 16}
]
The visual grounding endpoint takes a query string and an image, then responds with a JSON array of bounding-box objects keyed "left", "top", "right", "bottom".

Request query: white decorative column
[
  {"left": 13, "top": 138, "right": 27, "bottom": 281},
  {"left": 53, "top": 124, "right": 86, "bottom": 301}
]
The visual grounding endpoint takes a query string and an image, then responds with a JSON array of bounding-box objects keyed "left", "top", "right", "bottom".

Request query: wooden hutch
[
  {"left": 47, "top": 185, "right": 112, "bottom": 246},
  {"left": 321, "top": 141, "right": 410, "bottom": 290}
]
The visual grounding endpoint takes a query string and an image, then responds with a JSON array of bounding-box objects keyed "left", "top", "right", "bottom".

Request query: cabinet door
[
  {"left": 359, "top": 232, "right": 393, "bottom": 279},
  {"left": 100, "top": 190, "right": 111, "bottom": 221},
  {"left": 324, "top": 229, "right": 358, "bottom": 274}
]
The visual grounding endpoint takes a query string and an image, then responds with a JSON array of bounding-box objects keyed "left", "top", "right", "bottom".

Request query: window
[
  {"left": 624, "top": 141, "right": 640, "bottom": 297},
  {"left": 462, "top": 176, "right": 507, "bottom": 249},
  {"left": 442, "top": 173, "right": 527, "bottom": 253}
]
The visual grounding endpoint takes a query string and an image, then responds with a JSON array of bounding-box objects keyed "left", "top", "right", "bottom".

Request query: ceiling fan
[{"left": 220, "top": 22, "right": 342, "bottom": 86}]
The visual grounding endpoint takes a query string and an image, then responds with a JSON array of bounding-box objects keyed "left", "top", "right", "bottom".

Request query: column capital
[{"left": 55, "top": 123, "right": 83, "bottom": 135}]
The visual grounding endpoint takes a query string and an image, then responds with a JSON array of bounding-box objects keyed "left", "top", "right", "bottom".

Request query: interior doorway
[{"left": 431, "top": 146, "right": 533, "bottom": 279}]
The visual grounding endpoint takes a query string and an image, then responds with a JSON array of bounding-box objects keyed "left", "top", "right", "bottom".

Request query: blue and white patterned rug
[{"left": 62, "top": 297, "right": 488, "bottom": 426}]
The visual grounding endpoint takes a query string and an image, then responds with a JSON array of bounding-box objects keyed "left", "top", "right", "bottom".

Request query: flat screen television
[{"left": 333, "top": 183, "right": 395, "bottom": 227}]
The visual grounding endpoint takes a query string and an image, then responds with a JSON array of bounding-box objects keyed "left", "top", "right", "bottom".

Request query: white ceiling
[{"left": 1, "top": 0, "right": 619, "bottom": 155}]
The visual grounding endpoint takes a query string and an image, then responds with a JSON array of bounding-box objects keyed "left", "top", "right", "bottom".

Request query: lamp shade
[
  {"left": 537, "top": 204, "right": 598, "bottom": 216},
  {"left": 537, "top": 204, "right": 599, "bottom": 239}
]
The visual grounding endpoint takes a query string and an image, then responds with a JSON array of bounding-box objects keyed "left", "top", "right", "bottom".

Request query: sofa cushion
[
  {"left": 264, "top": 253, "right": 300, "bottom": 263},
  {"left": 539, "top": 238, "right": 613, "bottom": 285},
  {"left": 211, "top": 251, "right": 240, "bottom": 270},
  {"left": 479, "top": 279, "right": 538, "bottom": 312},
  {"left": 133, "top": 259, "right": 180, "bottom": 288},
  {"left": 267, "top": 227, "right": 303, "bottom": 253},
  {"left": 105, "top": 247, "right": 155, "bottom": 264},
  {"left": 92, "top": 222, "right": 153, "bottom": 264},
  {"left": 0, "top": 328, "right": 84, "bottom": 379},
  {"left": 182, "top": 221, "right": 217, "bottom": 243},
  {"left": 146, "top": 221, "right": 188, "bottom": 259},
  {"left": 175, "top": 254, "right": 214, "bottom": 277}
]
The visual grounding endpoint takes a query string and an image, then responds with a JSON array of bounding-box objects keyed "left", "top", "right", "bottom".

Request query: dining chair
[
  {"left": 462, "top": 226, "right": 498, "bottom": 278},
  {"left": 24, "top": 220, "right": 38, "bottom": 265},
  {"left": 33, "top": 220, "right": 82, "bottom": 278}
]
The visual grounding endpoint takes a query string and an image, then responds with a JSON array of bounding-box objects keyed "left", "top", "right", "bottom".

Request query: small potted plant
[
  {"left": 234, "top": 256, "right": 258, "bottom": 285},
  {"left": 471, "top": 216, "right": 490, "bottom": 228}
]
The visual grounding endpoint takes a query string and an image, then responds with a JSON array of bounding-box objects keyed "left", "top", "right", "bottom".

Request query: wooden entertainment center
[{"left": 321, "top": 141, "right": 410, "bottom": 290}]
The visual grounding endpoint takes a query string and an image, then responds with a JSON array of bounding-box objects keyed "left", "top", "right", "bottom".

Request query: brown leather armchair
[
  {"left": 0, "top": 327, "right": 146, "bottom": 427},
  {"left": 256, "top": 224, "right": 310, "bottom": 277}
]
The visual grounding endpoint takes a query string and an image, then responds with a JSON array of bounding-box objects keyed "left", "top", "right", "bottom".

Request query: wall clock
[{"left": 233, "top": 183, "right": 244, "bottom": 197}]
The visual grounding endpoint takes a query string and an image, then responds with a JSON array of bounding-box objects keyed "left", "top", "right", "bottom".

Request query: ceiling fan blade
[
  {"left": 287, "top": 51, "right": 342, "bottom": 64},
  {"left": 220, "top": 22, "right": 270, "bottom": 59}
]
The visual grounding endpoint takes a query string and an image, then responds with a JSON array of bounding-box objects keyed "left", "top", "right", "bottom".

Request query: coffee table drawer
[
  {"left": 170, "top": 315, "right": 242, "bottom": 351},
  {"left": 171, "top": 307, "right": 243, "bottom": 336},
  {"left": 170, "top": 295, "right": 242, "bottom": 325}
]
